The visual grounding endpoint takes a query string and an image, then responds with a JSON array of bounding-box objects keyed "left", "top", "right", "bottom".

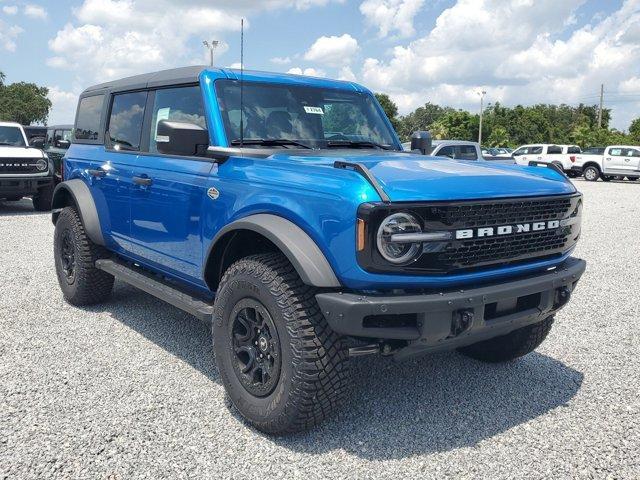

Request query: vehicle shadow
[
  {"left": 0, "top": 198, "right": 42, "bottom": 217},
  {"left": 100, "top": 281, "right": 583, "bottom": 460}
]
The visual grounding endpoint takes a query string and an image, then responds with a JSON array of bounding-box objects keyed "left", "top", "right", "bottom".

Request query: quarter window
[
  {"left": 108, "top": 91, "right": 147, "bottom": 151},
  {"left": 75, "top": 95, "right": 104, "bottom": 141},
  {"left": 148, "top": 86, "right": 207, "bottom": 154}
]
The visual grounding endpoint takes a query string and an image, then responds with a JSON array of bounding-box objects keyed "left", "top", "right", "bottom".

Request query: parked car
[
  {"left": 0, "top": 121, "right": 55, "bottom": 210},
  {"left": 43, "top": 124, "right": 73, "bottom": 183},
  {"left": 407, "top": 140, "right": 514, "bottom": 164},
  {"left": 513, "top": 144, "right": 581, "bottom": 176},
  {"left": 51, "top": 66, "right": 585, "bottom": 434},
  {"left": 572, "top": 145, "right": 640, "bottom": 181}
]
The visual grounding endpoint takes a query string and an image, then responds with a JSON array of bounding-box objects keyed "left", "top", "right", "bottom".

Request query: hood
[
  {"left": 0, "top": 146, "right": 45, "bottom": 158},
  {"left": 270, "top": 150, "right": 576, "bottom": 202}
]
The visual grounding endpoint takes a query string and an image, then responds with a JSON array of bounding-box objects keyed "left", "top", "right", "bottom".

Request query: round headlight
[
  {"left": 36, "top": 159, "right": 48, "bottom": 171},
  {"left": 376, "top": 212, "right": 422, "bottom": 264}
]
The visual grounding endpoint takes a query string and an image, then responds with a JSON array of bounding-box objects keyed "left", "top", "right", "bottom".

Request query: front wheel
[
  {"left": 583, "top": 166, "right": 600, "bottom": 181},
  {"left": 213, "top": 253, "right": 349, "bottom": 434},
  {"left": 457, "top": 316, "right": 554, "bottom": 363}
]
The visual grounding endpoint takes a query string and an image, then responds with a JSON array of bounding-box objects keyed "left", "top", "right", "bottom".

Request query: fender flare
[
  {"left": 51, "top": 179, "right": 105, "bottom": 246},
  {"left": 206, "top": 214, "right": 341, "bottom": 288}
]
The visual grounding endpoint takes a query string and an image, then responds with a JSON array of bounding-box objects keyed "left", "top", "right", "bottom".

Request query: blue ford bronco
[{"left": 52, "top": 66, "right": 585, "bottom": 434}]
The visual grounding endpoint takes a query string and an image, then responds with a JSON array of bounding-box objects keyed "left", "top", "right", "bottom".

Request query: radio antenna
[{"left": 240, "top": 18, "right": 244, "bottom": 149}]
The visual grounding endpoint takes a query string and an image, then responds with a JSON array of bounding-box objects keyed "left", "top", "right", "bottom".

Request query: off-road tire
[
  {"left": 54, "top": 206, "right": 114, "bottom": 305},
  {"left": 457, "top": 316, "right": 554, "bottom": 363},
  {"left": 32, "top": 184, "right": 54, "bottom": 211},
  {"left": 583, "top": 165, "right": 600, "bottom": 182},
  {"left": 212, "top": 252, "right": 349, "bottom": 434}
]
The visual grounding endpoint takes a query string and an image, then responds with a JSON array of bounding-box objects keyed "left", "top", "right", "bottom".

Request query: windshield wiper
[
  {"left": 326, "top": 140, "right": 394, "bottom": 150},
  {"left": 231, "top": 138, "right": 312, "bottom": 150}
]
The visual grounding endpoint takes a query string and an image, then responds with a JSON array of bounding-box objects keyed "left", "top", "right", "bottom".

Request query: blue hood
[{"left": 270, "top": 150, "right": 577, "bottom": 202}]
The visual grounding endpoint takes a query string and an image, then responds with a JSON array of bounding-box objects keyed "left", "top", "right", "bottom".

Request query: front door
[{"left": 128, "top": 85, "right": 213, "bottom": 282}]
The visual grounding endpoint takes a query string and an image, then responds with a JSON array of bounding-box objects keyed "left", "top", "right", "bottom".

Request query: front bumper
[
  {"left": 316, "top": 257, "right": 586, "bottom": 359},
  {"left": 0, "top": 176, "right": 54, "bottom": 196}
]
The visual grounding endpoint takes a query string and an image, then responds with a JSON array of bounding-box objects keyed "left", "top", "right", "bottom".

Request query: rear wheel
[
  {"left": 583, "top": 166, "right": 600, "bottom": 181},
  {"left": 458, "top": 316, "right": 554, "bottom": 363},
  {"left": 212, "top": 252, "right": 349, "bottom": 434},
  {"left": 33, "top": 184, "right": 54, "bottom": 211},
  {"left": 54, "top": 207, "right": 114, "bottom": 305}
]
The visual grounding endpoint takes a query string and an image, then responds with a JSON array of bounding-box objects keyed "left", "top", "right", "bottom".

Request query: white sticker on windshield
[
  {"left": 154, "top": 107, "right": 170, "bottom": 140},
  {"left": 304, "top": 106, "right": 324, "bottom": 115}
]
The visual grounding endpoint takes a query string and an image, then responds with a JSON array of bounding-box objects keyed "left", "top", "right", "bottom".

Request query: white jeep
[{"left": 0, "top": 121, "right": 54, "bottom": 210}]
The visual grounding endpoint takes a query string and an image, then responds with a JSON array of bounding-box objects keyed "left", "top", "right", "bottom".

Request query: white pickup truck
[
  {"left": 572, "top": 145, "right": 640, "bottom": 182},
  {"left": 512, "top": 144, "right": 582, "bottom": 176}
]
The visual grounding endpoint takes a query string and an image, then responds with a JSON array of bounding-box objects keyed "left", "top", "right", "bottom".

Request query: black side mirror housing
[
  {"left": 30, "top": 137, "right": 45, "bottom": 149},
  {"left": 410, "top": 131, "right": 432, "bottom": 155},
  {"left": 56, "top": 139, "right": 71, "bottom": 149},
  {"left": 156, "top": 120, "right": 209, "bottom": 156}
]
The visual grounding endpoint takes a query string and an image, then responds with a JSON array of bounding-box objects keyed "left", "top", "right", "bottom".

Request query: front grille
[
  {"left": 0, "top": 158, "right": 43, "bottom": 175},
  {"left": 358, "top": 194, "right": 582, "bottom": 275}
]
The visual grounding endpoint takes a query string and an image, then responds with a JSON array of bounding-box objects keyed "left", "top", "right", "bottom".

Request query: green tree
[
  {"left": 0, "top": 79, "right": 52, "bottom": 125},
  {"left": 486, "top": 126, "right": 510, "bottom": 147},
  {"left": 430, "top": 110, "right": 478, "bottom": 141},
  {"left": 629, "top": 117, "right": 640, "bottom": 143},
  {"left": 397, "top": 102, "right": 455, "bottom": 141},
  {"left": 374, "top": 93, "right": 400, "bottom": 131}
]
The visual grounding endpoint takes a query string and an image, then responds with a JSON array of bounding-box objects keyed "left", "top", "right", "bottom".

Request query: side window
[
  {"left": 75, "top": 95, "right": 104, "bottom": 141},
  {"left": 512, "top": 147, "right": 526, "bottom": 156},
  {"left": 529, "top": 146, "right": 543, "bottom": 154},
  {"left": 108, "top": 91, "right": 147, "bottom": 151},
  {"left": 547, "top": 145, "right": 562, "bottom": 154},
  {"left": 46, "top": 129, "right": 54, "bottom": 147},
  {"left": 567, "top": 146, "right": 581, "bottom": 154},
  {"left": 148, "top": 86, "right": 207, "bottom": 154},
  {"left": 629, "top": 149, "right": 640, "bottom": 157},
  {"left": 610, "top": 148, "right": 623, "bottom": 156},
  {"left": 457, "top": 145, "right": 478, "bottom": 160},
  {"left": 438, "top": 146, "right": 455, "bottom": 158}
]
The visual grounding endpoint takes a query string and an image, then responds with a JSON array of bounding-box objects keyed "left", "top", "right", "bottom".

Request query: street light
[
  {"left": 477, "top": 90, "right": 487, "bottom": 145},
  {"left": 203, "top": 40, "right": 219, "bottom": 67}
]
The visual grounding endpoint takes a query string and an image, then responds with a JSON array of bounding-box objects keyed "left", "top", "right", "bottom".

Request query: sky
[{"left": 1, "top": 0, "right": 639, "bottom": 130}]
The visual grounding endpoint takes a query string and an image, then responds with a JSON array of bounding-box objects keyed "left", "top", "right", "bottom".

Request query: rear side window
[
  {"left": 148, "top": 86, "right": 206, "bottom": 154},
  {"left": 567, "top": 146, "right": 581, "bottom": 154},
  {"left": 529, "top": 146, "right": 543, "bottom": 154},
  {"left": 629, "top": 149, "right": 640, "bottom": 157},
  {"left": 75, "top": 95, "right": 104, "bottom": 141},
  {"left": 457, "top": 145, "right": 478, "bottom": 160},
  {"left": 547, "top": 145, "right": 562, "bottom": 154},
  {"left": 108, "top": 91, "right": 147, "bottom": 151}
]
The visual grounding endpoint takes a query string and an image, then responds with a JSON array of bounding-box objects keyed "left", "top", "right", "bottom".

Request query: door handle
[
  {"left": 133, "top": 176, "right": 153, "bottom": 186},
  {"left": 87, "top": 168, "right": 106, "bottom": 178}
]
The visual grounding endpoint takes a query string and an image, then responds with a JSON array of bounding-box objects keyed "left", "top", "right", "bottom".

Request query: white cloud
[
  {"left": 270, "top": 56, "right": 291, "bottom": 65},
  {"left": 24, "top": 4, "right": 47, "bottom": 19},
  {"left": 287, "top": 67, "right": 326, "bottom": 77},
  {"left": 360, "top": 0, "right": 424, "bottom": 38},
  {"left": 359, "top": 0, "right": 640, "bottom": 130},
  {"left": 303, "top": 34, "right": 359, "bottom": 66},
  {"left": 0, "top": 19, "right": 23, "bottom": 51},
  {"left": 2, "top": 5, "right": 18, "bottom": 15},
  {"left": 47, "top": 86, "right": 79, "bottom": 125},
  {"left": 338, "top": 66, "right": 356, "bottom": 81}
]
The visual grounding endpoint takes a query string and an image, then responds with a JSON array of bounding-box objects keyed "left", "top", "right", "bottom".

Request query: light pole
[
  {"left": 203, "top": 40, "right": 219, "bottom": 67},
  {"left": 477, "top": 90, "right": 486, "bottom": 145}
]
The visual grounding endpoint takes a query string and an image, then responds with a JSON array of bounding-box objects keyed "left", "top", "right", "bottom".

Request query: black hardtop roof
[
  {"left": 82, "top": 65, "right": 207, "bottom": 96},
  {"left": 48, "top": 124, "right": 74, "bottom": 129}
]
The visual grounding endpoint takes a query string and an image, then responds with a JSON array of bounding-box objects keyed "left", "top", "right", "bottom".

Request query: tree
[
  {"left": 486, "top": 126, "right": 510, "bottom": 147},
  {"left": 374, "top": 93, "right": 399, "bottom": 132},
  {"left": 629, "top": 117, "right": 640, "bottom": 143},
  {"left": 0, "top": 77, "right": 52, "bottom": 125},
  {"left": 397, "top": 102, "right": 455, "bottom": 141}
]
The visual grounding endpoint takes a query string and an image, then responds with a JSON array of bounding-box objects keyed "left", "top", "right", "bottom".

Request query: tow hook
[
  {"left": 348, "top": 341, "right": 403, "bottom": 357},
  {"left": 554, "top": 286, "right": 571, "bottom": 309},
  {"left": 450, "top": 309, "right": 474, "bottom": 337}
]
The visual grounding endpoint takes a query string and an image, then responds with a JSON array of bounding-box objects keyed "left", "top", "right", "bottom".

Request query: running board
[{"left": 95, "top": 259, "right": 214, "bottom": 323}]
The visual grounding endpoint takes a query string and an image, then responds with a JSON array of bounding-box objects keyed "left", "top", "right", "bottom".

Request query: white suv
[
  {"left": 0, "top": 121, "right": 54, "bottom": 210},
  {"left": 512, "top": 144, "right": 581, "bottom": 176}
]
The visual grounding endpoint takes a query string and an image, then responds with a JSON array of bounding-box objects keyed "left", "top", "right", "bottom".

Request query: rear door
[
  {"left": 128, "top": 85, "right": 214, "bottom": 281},
  {"left": 606, "top": 147, "right": 629, "bottom": 174}
]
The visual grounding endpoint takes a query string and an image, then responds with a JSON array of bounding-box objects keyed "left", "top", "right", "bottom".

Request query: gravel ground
[{"left": 1, "top": 180, "right": 639, "bottom": 479}]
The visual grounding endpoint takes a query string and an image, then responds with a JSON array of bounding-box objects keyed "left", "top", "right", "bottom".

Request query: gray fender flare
[
  {"left": 207, "top": 214, "right": 340, "bottom": 288},
  {"left": 51, "top": 179, "right": 105, "bottom": 246}
]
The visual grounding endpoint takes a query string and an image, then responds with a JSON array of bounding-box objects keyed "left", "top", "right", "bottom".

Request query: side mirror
[
  {"left": 156, "top": 120, "right": 209, "bottom": 156},
  {"left": 56, "top": 139, "right": 71, "bottom": 149},
  {"left": 410, "top": 131, "right": 432, "bottom": 155},
  {"left": 30, "top": 137, "right": 44, "bottom": 149}
]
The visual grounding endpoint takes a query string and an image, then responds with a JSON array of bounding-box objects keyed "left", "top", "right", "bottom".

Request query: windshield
[
  {"left": 215, "top": 80, "right": 398, "bottom": 150},
  {"left": 0, "top": 126, "right": 26, "bottom": 147}
]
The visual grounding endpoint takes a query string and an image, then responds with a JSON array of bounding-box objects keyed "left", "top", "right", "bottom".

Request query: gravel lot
[{"left": 1, "top": 180, "right": 639, "bottom": 479}]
